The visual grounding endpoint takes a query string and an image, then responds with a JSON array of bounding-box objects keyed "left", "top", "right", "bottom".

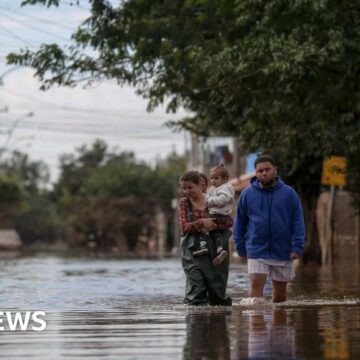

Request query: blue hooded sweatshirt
[{"left": 233, "top": 176, "right": 305, "bottom": 260}]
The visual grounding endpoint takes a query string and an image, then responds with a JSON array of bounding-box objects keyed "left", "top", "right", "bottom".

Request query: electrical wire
[
  {"left": 0, "top": 86, "right": 174, "bottom": 121},
  {"left": 0, "top": 5, "right": 80, "bottom": 31},
  {"left": 0, "top": 10, "right": 71, "bottom": 42},
  {"left": 0, "top": 24, "right": 34, "bottom": 46}
]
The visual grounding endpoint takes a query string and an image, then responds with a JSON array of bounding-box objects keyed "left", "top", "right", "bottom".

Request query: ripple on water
[{"left": 1, "top": 255, "right": 360, "bottom": 358}]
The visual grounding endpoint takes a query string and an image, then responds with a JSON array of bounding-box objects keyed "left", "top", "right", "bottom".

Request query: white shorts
[{"left": 247, "top": 259, "right": 295, "bottom": 282}]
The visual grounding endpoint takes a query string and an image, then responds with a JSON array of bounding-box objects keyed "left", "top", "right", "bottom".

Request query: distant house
[
  {"left": 186, "top": 134, "right": 247, "bottom": 177},
  {"left": 230, "top": 172, "right": 255, "bottom": 193},
  {"left": 0, "top": 229, "right": 23, "bottom": 250},
  {"left": 186, "top": 133, "right": 256, "bottom": 192}
]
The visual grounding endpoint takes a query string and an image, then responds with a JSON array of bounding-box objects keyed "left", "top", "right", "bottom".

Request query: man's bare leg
[
  {"left": 272, "top": 280, "right": 287, "bottom": 303},
  {"left": 249, "top": 273, "right": 267, "bottom": 298}
]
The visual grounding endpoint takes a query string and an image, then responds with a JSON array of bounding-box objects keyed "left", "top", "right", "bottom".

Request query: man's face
[{"left": 255, "top": 161, "right": 277, "bottom": 187}]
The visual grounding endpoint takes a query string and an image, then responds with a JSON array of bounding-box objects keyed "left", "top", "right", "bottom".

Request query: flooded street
[{"left": 0, "top": 253, "right": 359, "bottom": 359}]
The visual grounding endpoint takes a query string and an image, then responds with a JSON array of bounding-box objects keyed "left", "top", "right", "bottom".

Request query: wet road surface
[{"left": 0, "top": 253, "right": 359, "bottom": 359}]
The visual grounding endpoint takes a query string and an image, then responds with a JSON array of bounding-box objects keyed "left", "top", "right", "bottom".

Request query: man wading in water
[{"left": 233, "top": 155, "right": 305, "bottom": 303}]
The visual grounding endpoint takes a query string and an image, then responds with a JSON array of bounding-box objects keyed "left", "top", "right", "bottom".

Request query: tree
[
  {"left": 346, "top": 130, "right": 360, "bottom": 212},
  {"left": 0, "top": 174, "right": 26, "bottom": 227},
  {"left": 15, "top": 196, "right": 59, "bottom": 244},
  {"left": 53, "top": 139, "right": 128, "bottom": 198},
  {"left": 8, "top": 0, "right": 360, "bottom": 211},
  {"left": 54, "top": 139, "right": 182, "bottom": 250},
  {"left": 0, "top": 151, "right": 56, "bottom": 242},
  {"left": 0, "top": 150, "right": 50, "bottom": 193}
]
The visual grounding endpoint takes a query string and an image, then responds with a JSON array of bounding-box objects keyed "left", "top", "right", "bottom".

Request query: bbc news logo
[{"left": 0, "top": 311, "right": 46, "bottom": 331}]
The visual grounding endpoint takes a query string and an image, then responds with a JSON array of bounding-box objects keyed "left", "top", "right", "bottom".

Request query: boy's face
[
  {"left": 180, "top": 180, "right": 203, "bottom": 199},
  {"left": 210, "top": 171, "right": 226, "bottom": 187}
]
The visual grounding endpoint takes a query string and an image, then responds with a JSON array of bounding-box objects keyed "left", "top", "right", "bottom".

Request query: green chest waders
[{"left": 181, "top": 198, "right": 232, "bottom": 306}]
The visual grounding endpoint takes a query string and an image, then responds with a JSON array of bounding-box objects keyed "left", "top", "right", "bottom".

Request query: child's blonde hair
[{"left": 210, "top": 163, "right": 229, "bottom": 180}]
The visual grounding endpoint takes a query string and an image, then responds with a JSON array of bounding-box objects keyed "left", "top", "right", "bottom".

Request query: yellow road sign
[{"left": 321, "top": 156, "right": 347, "bottom": 186}]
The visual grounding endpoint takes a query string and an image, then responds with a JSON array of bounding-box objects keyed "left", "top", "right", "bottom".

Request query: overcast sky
[{"left": 0, "top": 0, "right": 187, "bottom": 180}]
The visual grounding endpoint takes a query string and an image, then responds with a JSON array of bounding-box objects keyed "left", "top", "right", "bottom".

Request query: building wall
[
  {"left": 317, "top": 190, "right": 360, "bottom": 264},
  {"left": 333, "top": 190, "right": 360, "bottom": 263},
  {"left": 186, "top": 135, "right": 247, "bottom": 177}
]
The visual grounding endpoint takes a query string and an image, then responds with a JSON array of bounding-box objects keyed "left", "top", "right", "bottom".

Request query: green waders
[{"left": 181, "top": 229, "right": 232, "bottom": 306}]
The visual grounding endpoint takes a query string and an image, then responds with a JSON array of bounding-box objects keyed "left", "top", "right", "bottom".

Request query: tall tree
[
  {"left": 0, "top": 151, "right": 57, "bottom": 242},
  {"left": 0, "top": 174, "right": 25, "bottom": 227},
  {"left": 0, "top": 150, "right": 50, "bottom": 193},
  {"left": 8, "top": 0, "right": 360, "bottom": 210},
  {"left": 54, "top": 139, "right": 183, "bottom": 250}
]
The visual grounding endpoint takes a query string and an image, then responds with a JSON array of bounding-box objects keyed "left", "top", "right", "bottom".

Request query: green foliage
[
  {"left": 54, "top": 139, "right": 115, "bottom": 197},
  {"left": 8, "top": 0, "right": 360, "bottom": 205},
  {"left": 346, "top": 119, "right": 360, "bottom": 212},
  {"left": 0, "top": 174, "right": 25, "bottom": 202},
  {"left": 0, "top": 174, "right": 25, "bottom": 227},
  {"left": 66, "top": 196, "right": 154, "bottom": 250},
  {"left": 0, "top": 138, "right": 184, "bottom": 248},
  {"left": 0, "top": 151, "right": 54, "bottom": 240},
  {"left": 15, "top": 196, "right": 59, "bottom": 244},
  {"left": 54, "top": 139, "right": 185, "bottom": 249},
  {"left": 81, "top": 162, "right": 158, "bottom": 198},
  {"left": 0, "top": 150, "right": 50, "bottom": 193}
]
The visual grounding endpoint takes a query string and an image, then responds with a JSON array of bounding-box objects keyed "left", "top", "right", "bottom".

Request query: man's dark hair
[{"left": 254, "top": 154, "right": 276, "bottom": 168}]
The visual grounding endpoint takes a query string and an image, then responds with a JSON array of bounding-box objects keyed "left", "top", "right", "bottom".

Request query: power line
[
  {"left": 0, "top": 5, "right": 79, "bottom": 31},
  {"left": 0, "top": 86, "right": 116, "bottom": 116},
  {"left": 0, "top": 86, "right": 175, "bottom": 120},
  {"left": 6, "top": 125, "right": 177, "bottom": 140},
  {"left": 0, "top": 11, "right": 71, "bottom": 42},
  {"left": 0, "top": 24, "right": 33, "bottom": 46},
  {"left": 0, "top": 111, "right": 33, "bottom": 156}
]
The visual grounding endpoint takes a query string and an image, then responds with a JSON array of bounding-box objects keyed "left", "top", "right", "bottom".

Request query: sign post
[
  {"left": 321, "top": 156, "right": 347, "bottom": 187},
  {"left": 321, "top": 156, "right": 347, "bottom": 265}
]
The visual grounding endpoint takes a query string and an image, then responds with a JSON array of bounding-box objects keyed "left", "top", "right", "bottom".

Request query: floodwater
[{"left": 0, "top": 252, "right": 359, "bottom": 359}]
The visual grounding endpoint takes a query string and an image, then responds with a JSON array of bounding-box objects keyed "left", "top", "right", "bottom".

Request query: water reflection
[
  {"left": 248, "top": 309, "right": 298, "bottom": 359},
  {"left": 322, "top": 328, "right": 349, "bottom": 360},
  {"left": 1, "top": 254, "right": 360, "bottom": 359},
  {"left": 232, "top": 306, "right": 357, "bottom": 360},
  {"left": 231, "top": 308, "right": 300, "bottom": 359},
  {"left": 291, "top": 261, "right": 360, "bottom": 299},
  {"left": 183, "top": 311, "right": 230, "bottom": 360}
]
